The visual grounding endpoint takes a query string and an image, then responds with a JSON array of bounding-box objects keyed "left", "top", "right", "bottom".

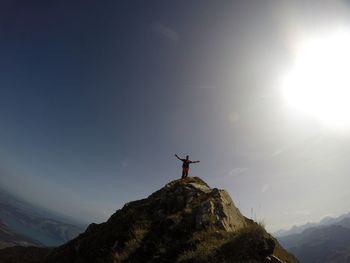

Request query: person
[{"left": 174, "top": 154, "right": 200, "bottom": 179}]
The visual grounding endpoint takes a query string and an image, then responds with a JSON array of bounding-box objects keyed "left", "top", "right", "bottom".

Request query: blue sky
[{"left": 1, "top": 0, "right": 350, "bottom": 231}]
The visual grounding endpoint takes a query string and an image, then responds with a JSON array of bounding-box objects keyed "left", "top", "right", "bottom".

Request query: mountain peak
[
  {"left": 0, "top": 177, "right": 299, "bottom": 263},
  {"left": 144, "top": 176, "right": 247, "bottom": 233}
]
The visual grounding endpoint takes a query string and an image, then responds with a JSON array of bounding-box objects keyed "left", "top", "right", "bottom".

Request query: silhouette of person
[{"left": 175, "top": 154, "right": 200, "bottom": 179}]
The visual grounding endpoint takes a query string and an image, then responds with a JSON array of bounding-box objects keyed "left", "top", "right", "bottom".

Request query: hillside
[{"left": 0, "top": 177, "right": 299, "bottom": 263}]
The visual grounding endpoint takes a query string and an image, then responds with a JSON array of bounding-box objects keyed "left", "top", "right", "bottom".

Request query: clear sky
[{"left": 1, "top": 0, "right": 350, "bottom": 232}]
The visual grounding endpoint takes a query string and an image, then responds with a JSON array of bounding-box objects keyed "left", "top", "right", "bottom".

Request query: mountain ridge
[
  {"left": 0, "top": 177, "right": 298, "bottom": 263},
  {"left": 277, "top": 214, "right": 350, "bottom": 263},
  {"left": 274, "top": 212, "right": 350, "bottom": 237}
]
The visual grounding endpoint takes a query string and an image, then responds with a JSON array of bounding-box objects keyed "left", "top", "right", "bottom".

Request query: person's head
[{"left": 186, "top": 155, "right": 189, "bottom": 160}]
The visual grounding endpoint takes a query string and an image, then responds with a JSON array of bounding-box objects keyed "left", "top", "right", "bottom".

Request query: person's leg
[
  {"left": 182, "top": 169, "right": 185, "bottom": 179},
  {"left": 184, "top": 168, "right": 189, "bottom": 178}
]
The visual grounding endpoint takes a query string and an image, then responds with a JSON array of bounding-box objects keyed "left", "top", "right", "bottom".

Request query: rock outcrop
[
  {"left": 0, "top": 177, "right": 299, "bottom": 263},
  {"left": 149, "top": 178, "right": 247, "bottom": 233}
]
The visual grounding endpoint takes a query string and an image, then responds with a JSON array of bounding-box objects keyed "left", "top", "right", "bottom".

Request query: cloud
[
  {"left": 121, "top": 161, "right": 129, "bottom": 168},
  {"left": 271, "top": 148, "right": 286, "bottom": 157},
  {"left": 151, "top": 22, "right": 179, "bottom": 42},
  {"left": 261, "top": 184, "right": 270, "bottom": 193},
  {"left": 228, "top": 112, "right": 240, "bottom": 123},
  {"left": 228, "top": 167, "right": 247, "bottom": 177},
  {"left": 217, "top": 167, "right": 247, "bottom": 180},
  {"left": 283, "top": 210, "right": 311, "bottom": 216}
]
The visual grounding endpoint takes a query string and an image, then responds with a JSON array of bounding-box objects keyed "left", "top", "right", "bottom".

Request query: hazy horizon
[{"left": 1, "top": 0, "right": 350, "bottom": 232}]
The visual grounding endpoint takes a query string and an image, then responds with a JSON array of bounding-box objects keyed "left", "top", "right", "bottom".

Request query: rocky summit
[{"left": 0, "top": 177, "right": 299, "bottom": 263}]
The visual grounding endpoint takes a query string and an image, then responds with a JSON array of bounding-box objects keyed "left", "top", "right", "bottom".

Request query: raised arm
[
  {"left": 191, "top": 160, "right": 200, "bottom": 163},
  {"left": 174, "top": 154, "right": 182, "bottom": 160}
]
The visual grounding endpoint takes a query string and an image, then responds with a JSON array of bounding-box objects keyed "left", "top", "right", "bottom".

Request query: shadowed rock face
[{"left": 0, "top": 177, "right": 299, "bottom": 263}]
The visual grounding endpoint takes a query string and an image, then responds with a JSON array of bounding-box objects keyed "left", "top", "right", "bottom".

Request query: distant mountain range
[
  {"left": 0, "top": 219, "right": 40, "bottom": 249},
  {"left": 277, "top": 213, "right": 350, "bottom": 263},
  {"left": 274, "top": 212, "right": 350, "bottom": 237},
  {"left": 0, "top": 188, "right": 85, "bottom": 248}
]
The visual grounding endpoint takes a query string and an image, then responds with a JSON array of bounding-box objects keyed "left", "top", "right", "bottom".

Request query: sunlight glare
[{"left": 282, "top": 30, "right": 350, "bottom": 129}]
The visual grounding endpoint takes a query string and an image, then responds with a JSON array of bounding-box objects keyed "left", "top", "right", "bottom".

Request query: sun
[{"left": 282, "top": 29, "right": 350, "bottom": 129}]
